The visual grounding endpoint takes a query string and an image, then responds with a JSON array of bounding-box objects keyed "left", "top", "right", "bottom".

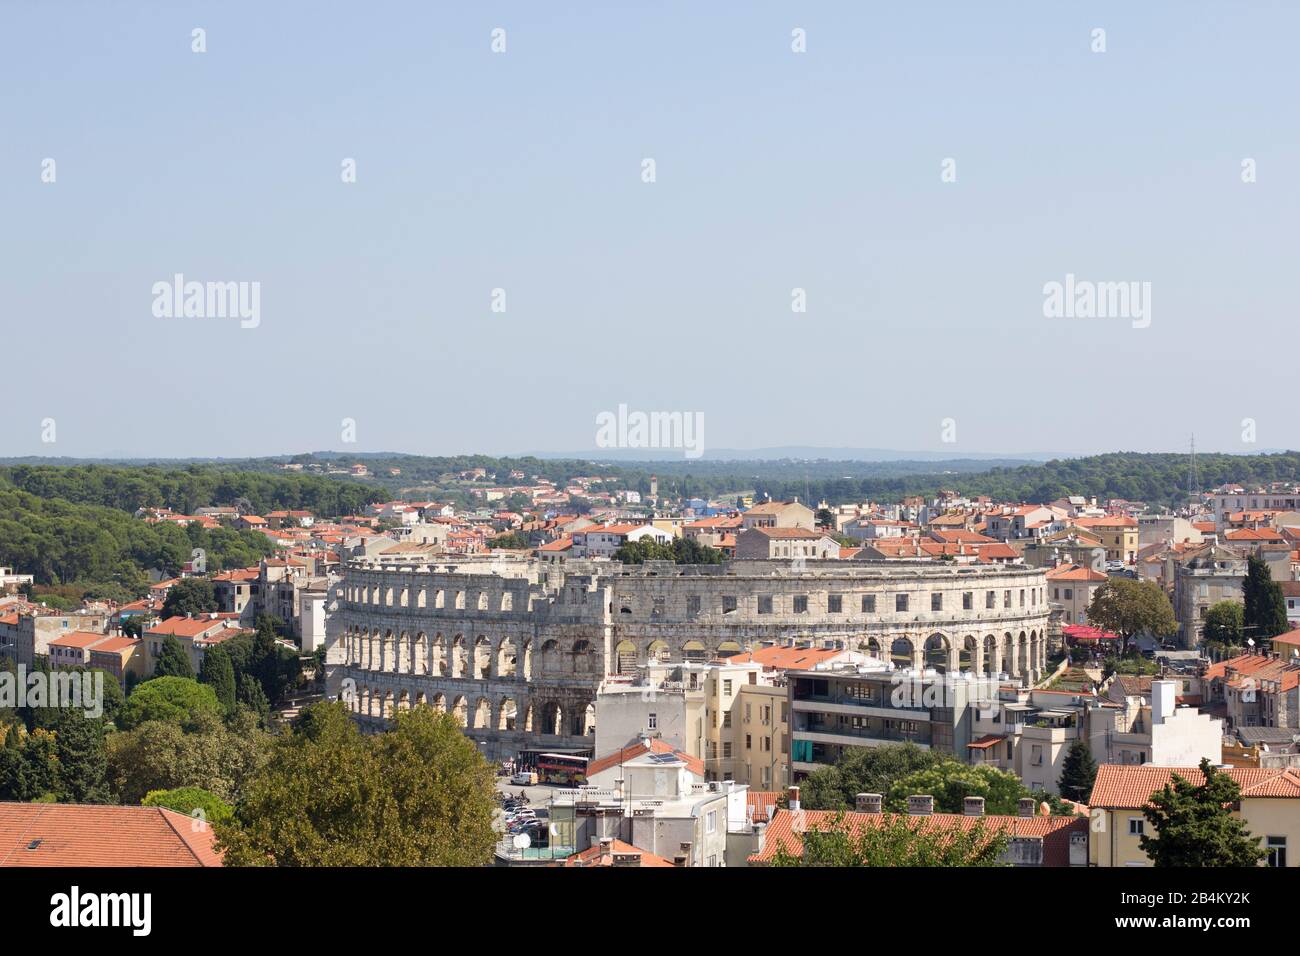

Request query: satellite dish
[{"left": 512, "top": 832, "right": 531, "bottom": 849}]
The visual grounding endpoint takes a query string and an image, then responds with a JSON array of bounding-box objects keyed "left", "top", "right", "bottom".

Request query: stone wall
[{"left": 329, "top": 556, "right": 1051, "bottom": 759}]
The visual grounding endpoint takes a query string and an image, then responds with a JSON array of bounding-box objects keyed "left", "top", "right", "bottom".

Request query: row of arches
[
  {"left": 608, "top": 630, "right": 1047, "bottom": 681},
  {"left": 345, "top": 583, "right": 518, "bottom": 613},
  {"left": 344, "top": 686, "right": 595, "bottom": 736},
  {"left": 343, "top": 628, "right": 603, "bottom": 680}
]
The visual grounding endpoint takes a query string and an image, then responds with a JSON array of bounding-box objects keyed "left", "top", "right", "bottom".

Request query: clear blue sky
[{"left": 3, "top": 1, "right": 1297, "bottom": 460}]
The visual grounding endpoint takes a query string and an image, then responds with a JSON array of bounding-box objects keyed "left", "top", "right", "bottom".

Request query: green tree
[
  {"left": 1086, "top": 578, "right": 1177, "bottom": 649},
  {"left": 1203, "top": 600, "right": 1245, "bottom": 655},
  {"left": 798, "top": 743, "right": 941, "bottom": 810},
  {"left": 105, "top": 710, "right": 270, "bottom": 804},
  {"left": 1139, "top": 759, "right": 1266, "bottom": 867},
  {"left": 198, "top": 645, "right": 237, "bottom": 716},
  {"left": 237, "top": 674, "right": 271, "bottom": 728},
  {"left": 48, "top": 709, "right": 113, "bottom": 804},
  {"left": 1057, "top": 740, "right": 1098, "bottom": 803},
  {"left": 886, "top": 760, "right": 1035, "bottom": 816},
  {"left": 152, "top": 635, "right": 194, "bottom": 679},
  {"left": 769, "top": 811, "right": 1009, "bottom": 867},
  {"left": 142, "top": 786, "right": 233, "bottom": 826},
  {"left": 215, "top": 703, "right": 496, "bottom": 866},
  {"left": 161, "top": 577, "right": 218, "bottom": 618},
  {"left": 118, "top": 677, "right": 222, "bottom": 731},
  {"left": 1243, "top": 554, "right": 1289, "bottom": 642}
]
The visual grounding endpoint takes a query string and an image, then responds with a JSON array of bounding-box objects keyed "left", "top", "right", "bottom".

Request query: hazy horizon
[{"left": 5, "top": 2, "right": 1297, "bottom": 460}]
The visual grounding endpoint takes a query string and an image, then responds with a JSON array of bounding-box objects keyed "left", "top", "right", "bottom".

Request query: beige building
[
  {"left": 15, "top": 611, "right": 109, "bottom": 667},
  {"left": 1045, "top": 563, "right": 1107, "bottom": 626},
  {"left": 1089, "top": 764, "right": 1300, "bottom": 866},
  {"left": 740, "top": 500, "right": 815, "bottom": 531},
  {"left": 735, "top": 527, "right": 840, "bottom": 561}
]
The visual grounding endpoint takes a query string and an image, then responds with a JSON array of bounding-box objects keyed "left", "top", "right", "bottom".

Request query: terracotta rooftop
[
  {"left": 748, "top": 808, "right": 1087, "bottom": 865},
  {"left": 0, "top": 803, "right": 223, "bottom": 867},
  {"left": 1088, "top": 764, "right": 1300, "bottom": 809}
]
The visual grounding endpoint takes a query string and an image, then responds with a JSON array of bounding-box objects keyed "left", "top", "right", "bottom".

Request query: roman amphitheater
[{"left": 329, "top": 557, "right": 1052, "bottom": 759}]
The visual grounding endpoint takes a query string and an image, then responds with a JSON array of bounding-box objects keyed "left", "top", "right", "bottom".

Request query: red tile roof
[
  {"left": 587, "top": 738, "right": 705, "bottom": 778},
  {"left": 562, "top": 839, "right": 675, "bottom": 867},
  {"left": 748, "top": 808, "right": 1087, "bottom": 865},
  {"left": 0, "top": 803, "right": 223, "bottom": 866},
  {"left": 1088, "top": 764, "right": 1300, "bottom": 809}
]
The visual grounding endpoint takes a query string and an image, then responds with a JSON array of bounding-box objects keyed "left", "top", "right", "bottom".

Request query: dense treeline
[
  {"left": 0, "top": 488, "right": 275, "bottom": 590},
  {"left": 750, "top": 452, "right": 1300, "bottom": 510},
  {"left": 0, "top": 464, "right": 384, "bottom": 517}
]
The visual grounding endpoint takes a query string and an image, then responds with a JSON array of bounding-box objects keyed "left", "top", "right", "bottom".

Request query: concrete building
[
  {"left": 1172, "top": 544, "right": 1248, "bottom": 648},
  {"left": 740, "top": 500, "right": 815, "bottom": 531},
  {"left": 1088, "top": 680, "right": 1223, "bottom": 767}
]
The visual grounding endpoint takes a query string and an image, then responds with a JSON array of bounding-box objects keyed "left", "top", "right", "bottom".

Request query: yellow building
[
  {"left": 1072, "top": 516, "right": 1139, "bottom": 564},
  {"left": 1088, "top": 764, "right": 1300, "bottom": 867}
]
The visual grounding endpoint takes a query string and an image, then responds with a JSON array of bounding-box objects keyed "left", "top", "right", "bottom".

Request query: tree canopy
[
  {"left": 1139, "top": 760, "right": 1266, "bottom": 867},
  {"left": 215, "top": 702, "right": 496, "bottom": 866}
]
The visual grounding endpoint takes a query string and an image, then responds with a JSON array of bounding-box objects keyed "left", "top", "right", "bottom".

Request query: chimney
[
  {"left": 907, "top": 794, "right": 934, "bottom": 816},
  {"left": 856, "top": 793, "right": 883, "bottom": 814},
  {"left": 787, "top": 786, "right": 801, "bottom": 812},
  {"left": 1018, "top": 798, "right": 1036, "bottom": 818},
  {"left": 963, "top": 796, "right": 986, "bottom": 816}
]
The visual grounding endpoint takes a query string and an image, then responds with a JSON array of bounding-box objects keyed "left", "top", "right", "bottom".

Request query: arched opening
[
  {"left": 682, "top": 640, "right": 706, "bottom": 662},
  {"left": 474, "top": 636, "right": 492, "bottom": 680},
  {"left": 497, "top": 637, "right": 518, "bottom": 678},
  {"left": 473, "top": 697, "right": 492, "bottom": 729},
  {"left": 716, "top": 640, "right": 743, "bottom": 658},
  {"left": 540, "top": 639, "right": 561, "bottom": 675},
  {"left": 572, "top": 639, "right": 594, "bottom": 675},
  {"left": 615, "top": 640, "right": 638, "bottom": 674},
  {"left": 890, "top": 636, "right": 914, "bottom": 669},
  {"left": 451, "top": 635, "right": 467, "bottom": 678},
  {"left": 924, "top": 633, "right": 951, "bottom": 672},
  {"left": 498, "top": 697, "right": 518, "bottom": 730},
  {"left": 646, "top": 639, "right": 669, "bottom": 663},
  {"left": 413, "top": 632, "right": 428, "bottom": 675},
  {"left": 451, "top": 695, "right": 468, "bottom": 727}
]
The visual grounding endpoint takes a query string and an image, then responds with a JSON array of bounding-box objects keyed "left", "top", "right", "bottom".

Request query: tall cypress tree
[
  {"left": 199, "top": 645, "right": 237, "bottom": 716},
  {"left": 1057, "top": 740, "right": 1098, "bottom": 802},
  {"left": 153, "top": 635, "right": 195, "bottom": 679},
  {"left": 1243, "top": 554, "right": 1289, "bottom": 641}
]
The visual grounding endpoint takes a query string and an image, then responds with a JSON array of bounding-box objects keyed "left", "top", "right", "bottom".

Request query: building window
[
  {"left": 1003, "top": 590, "right": 1011, "bottom": 608},
  {"left": 828, "top": 594, "right": 843, "bottom": 613},
  {"left": 862, "top": 594, "right": 876, "bottom": 613},
  {"left": 745, "top": 734, "right": 752, "bottom": 750},
  {"left": 648, "top": 712, "right": 657, "bottom": 730},
  {"left": 931, "top": 593, "right": 943, "bottom": 611},
  {"left": 722, "top": 595, "right": 737, "bottom": 613},
  {"left": 706, "top": 811, "right": 716, "bottom": 833},
  {"left": 687, "top": 595, "right": 701, "bottom": 616},
  {"left": 962, "top": 591, "right": 973, "bottom": 610},
  {"left": 793, "top": 595, "right": 808, "bottom": 614},
  {"left": 986, "top": 591, "right": 996, "bottom": 609},
  {"left": 722, "top": 741, "right": 732, "bottom": 758},
  {"left": 896, "top": 594, "right": 909, "bottom": 613},
  {"left": 1128, "top": 818, "right": 1144, "bottom": 836},
  {"left": 744, "top": 702, "right": 751, "bottom": 721},
  {"left": 723, "top": 712, "right": 732, "bottom": 729},
  {"left": 722, "top": 679, "right": 732, "bottom": 696},
  {"left": 1267, "top": 836, "right": 1287, "bottom": 868},
  {"left": 757, "top": 596, "right": 773, "bottom": 615}
]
